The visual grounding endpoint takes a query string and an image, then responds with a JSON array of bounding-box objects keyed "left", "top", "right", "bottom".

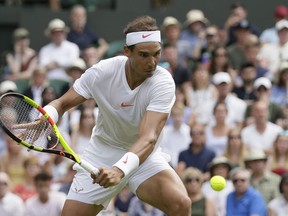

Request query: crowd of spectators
[{"left": 0, "top": 2, "right": 288, "bottom": 216}]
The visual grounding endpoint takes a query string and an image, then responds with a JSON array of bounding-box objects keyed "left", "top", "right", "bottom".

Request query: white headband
[{"left": 126, "top": 30, "right": 161, "bottom": 46}]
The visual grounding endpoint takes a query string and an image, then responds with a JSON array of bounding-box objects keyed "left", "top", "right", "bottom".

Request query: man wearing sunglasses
[{"left": 226, "top": 167, "right": 267, "bottom": 216}]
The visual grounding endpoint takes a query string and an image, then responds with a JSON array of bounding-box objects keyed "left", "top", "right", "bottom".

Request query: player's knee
[{"left": 167, "top": 195, "right": 191, "bottom": 215}]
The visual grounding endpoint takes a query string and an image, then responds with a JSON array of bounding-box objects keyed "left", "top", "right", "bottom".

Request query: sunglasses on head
[{"left": 185, "top": 177, "right": 200, "bottom": 183}]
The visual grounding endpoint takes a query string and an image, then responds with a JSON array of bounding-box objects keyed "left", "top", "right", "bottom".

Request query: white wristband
[
  {"left": 43, "top": 105, "right": 59, "bottom": 123},
  {"left": 113, "top": 152, "right": 140, "bottom": 177}
]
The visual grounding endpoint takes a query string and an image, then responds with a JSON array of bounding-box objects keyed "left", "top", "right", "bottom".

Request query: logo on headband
[{"left": 142, "top": 33, "right": 153, "bottom": 38}]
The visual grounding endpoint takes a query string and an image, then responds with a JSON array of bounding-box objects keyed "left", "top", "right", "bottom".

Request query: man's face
[
  {"left": 232, "top": 172, "right": 250, "bottom": 195},
  {"left": 125, "top": 42, "right": 161, "bottom": 80}
]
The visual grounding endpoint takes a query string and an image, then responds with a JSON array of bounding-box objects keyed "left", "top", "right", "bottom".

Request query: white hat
[
  {"left": 253, "top": 77, "right": 272, "bottom": 89},
  {"left": 66, "top": 58, "right": 86, "bottom": 73},
  {"left": 45, "top": 18, "right": 69, "bottom": 37},
  {"left": 184, "top": 9, "right": 209, "bottom": 26},
  {"left": 276, "top": 19, "right": 288, "bottom": 31},
  {"left": 0, "top": 80, "right": 18, "bottom": 94},
  {"left": 212, "top": 72, "right": 231, "bottom": 85},
  {"left": 161, "top": 16, "right": 181, "bottom": 29}
]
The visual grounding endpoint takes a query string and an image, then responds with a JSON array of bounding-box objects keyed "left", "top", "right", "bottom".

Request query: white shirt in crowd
[{"left": 0, "top": 192, "right": 25, "bottom": 216}]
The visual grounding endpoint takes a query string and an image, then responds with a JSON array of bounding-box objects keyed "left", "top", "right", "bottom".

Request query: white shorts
[{"left": 67, "top": 137, "right": 173, "bottom": 208}]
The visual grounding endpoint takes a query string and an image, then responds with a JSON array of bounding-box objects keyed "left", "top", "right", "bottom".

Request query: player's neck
[{"left": 125, "top": 61, "right": 145, "bottom": 90}]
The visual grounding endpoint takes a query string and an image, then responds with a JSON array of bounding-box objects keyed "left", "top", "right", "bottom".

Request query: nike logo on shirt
[{"left": 120, "top": 102, "right": 134, "bottom": 107}]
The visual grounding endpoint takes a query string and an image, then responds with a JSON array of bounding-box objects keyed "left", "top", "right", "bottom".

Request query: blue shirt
[
  {"left": 178, "top": 145, "right": 215, "bottom": 172},
  {"left": 226, "top": 187, "right": 267, "bottom": 216}
]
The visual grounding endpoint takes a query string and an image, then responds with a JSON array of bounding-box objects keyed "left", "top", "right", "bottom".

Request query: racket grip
[{"left": 80, "top": 160, "right": 100, "bottom": 176}]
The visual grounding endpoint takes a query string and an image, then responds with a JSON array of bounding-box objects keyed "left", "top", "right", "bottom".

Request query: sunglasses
[
  {"left": 233, "top": 178, "right": 247, "bottom": 184},
  {"left": 185, "top": 177, "right": 200, "bottom": 183}
]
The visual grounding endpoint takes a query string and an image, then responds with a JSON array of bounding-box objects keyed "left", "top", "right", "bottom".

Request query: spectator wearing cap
[
  {"left": 38, "top": 18, "right": 80, "bottom": 82},
  {"left": 161, "top": 16, "right": 192, "bottom": 67},
  {"left": 242, "top": 100, "right": 283, "bottom": 154},
  {"left": 0, "top": 172, "right": 25, "bottom": 216},
  {"left": 202, "top": 156, "right": 234, "bottom": 216},
  {"left": 260, "top": 5, "right": 288, "bottom": 45},
  {"left": 210, "top": 72, "right": 247, "bottom": 128},
  {"left": 227, "top": 19, "right": 254, "bottom": 71},
  {"left": 245, "top": 77, "right": 285, "bottom": 124},
  {"left": 226, "top": 167, "right": 267, "bottom": 216},
  {"left": 67, "top": 4, "right": 109, "bottom": 57},
  {"left": 275, "top": 19, "right": 288, "bottom": 67},
  {"left": 180, "top": 9, "right": 209, "bottom": 64},
  {"left": 224, "top": 2, "right": 260, "bottom": 46},
  {"left": 2, "top": 27, "right": 38, "bottom": 82},
  {"left": 270, "top": 62, "right": 288, "bottom": 108},
  {"left": 0, "top": 80, "right": 18, "bottom": 95},
  {"left": 268, "top": 173, "right": 288, "bottom": 215},
  {"left": 244, "top": 149, "right": 281, "bottom": 205},
  {"left": 60, "top": 57, "right": 87, "bottom": 96}
]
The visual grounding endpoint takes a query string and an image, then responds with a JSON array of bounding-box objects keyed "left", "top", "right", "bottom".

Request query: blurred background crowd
[{"left": 0, "top": 1, "right": 288, "bottom": 216}]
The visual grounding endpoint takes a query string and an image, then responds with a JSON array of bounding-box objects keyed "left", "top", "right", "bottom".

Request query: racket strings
[{"left": 0, "top": 95, "right": 59, "bottom": 149}]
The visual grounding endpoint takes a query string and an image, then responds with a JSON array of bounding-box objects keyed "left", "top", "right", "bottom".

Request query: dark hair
[
  {"left": 34, "top": 172, "right": 52, "bottom": 182},
  {"left": 239, "top": 62, "right": 256, "bottom": 73},
  {"left": 213, "top": 101, "right": 228, "bottom": 114},
  {"left": 230, "top": 2, "right": 246, "bottom": 10},
  {"left": 279, "top": 173, "right": 288, "bottom": 193}
]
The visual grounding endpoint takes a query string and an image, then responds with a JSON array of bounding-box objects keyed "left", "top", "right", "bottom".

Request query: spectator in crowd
[
  {"left": 160, "top": 43, "right": 190, "bottom": 90},
  {"left": 23, "top": 67, "right": 48, "bottom": 106},
  {"left": 245, "top": 77, "right": 285, "bottom": 125},
  {"left": 177, "top": 123, "right": 215, "bottom": 178},
  {"left": 205, "top": 101, "right": 230, "bottom": 156},
  {"left": 192, "top": 24, "right": 222, "bottom": 69},
  {"left": 12, "top": 156, "right": 40, "bottom": 201},
  {"left": 185, "top": 62, "right": 218, "bottom": 125},
  {"left": 232, "top": 62, "right": 257, "bottom": 104},
  {"left": 180, "top": 9, "right": 209, "bottom": 61},
  {"left": 114, "top": 186, "right": 134, "bottom": 215},
  {"left": 161, "top": 16, "right": 192, "bottom": 67},
  {"left": 260, "top": 5, "right": 288, "bottom": 45},
  {"left": 38, "top": 18, "right": 80, "bottom": 81},
  {"left": 208, "top": 46, "right": 238, "bottom": 86},
  {"left": 211, "top": 72, "right": 247, "bottom": 128},
  {"left": 202, "top": 156, "right": 234, "bottom": 216},
  {"left": 25, "top": 172, "right": 66, "bottom": 216},
  {"left": 128, "top": 196, "right": 165, "bottom": 216},
  {"left": 268, "top": 173, "right": 288, "bottom": 216},
  {"left": 71, "top": 107, "right": 96, "bottom": 156},
  {"left": 0, "top": 172, "right": 25, "bottom": 216},
  {"left": 181, "top": 167, "right": 215, "bottom": 216},
  {"left": 242, "top": 100, "right": 283, "bottom": 154},
  {"left": 81, "top": 45, "right": 103, "bottom": 68},
  {"left": 60, "top": 57, "right": 87, "bottom": 96},
  {"left": 226, "top": 167, "right": 267, "bottom": 216},
  {"left": 267, "top": 131, "right": 288, "bottom": 176},
  {"left": 274, "top": 19, "right": 288, "bottom": 72},
  {"left": 67, "top": 4, "right": 109, "bottom": 54},
  {"left": 2, "top": 27, "right": 38, "bottom": 81},
  {"left": 227, "top": 19, "right": 254, "bottom": 71},
  {"left": 270, "top": 62, "right": 288, "bottom": 108},
  {"left": 159, "top": 102, "right": 191, "bottom": 168},
  {"left": 223, "top": 128, "right": 247, "bottom": 168},
  {"left": 0, "top": 135, "right": 29, "bottom": 187},
  {"left": 224, "top": 2, "right": 260, "bottom": 46},
  {"left": 244, "top": 149, "right": 281, "bottom": 205}
]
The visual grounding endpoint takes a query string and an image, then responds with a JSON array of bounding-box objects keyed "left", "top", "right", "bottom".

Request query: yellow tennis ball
[{"left": 210, "top": 175, "right": 226, "bottom": 191}]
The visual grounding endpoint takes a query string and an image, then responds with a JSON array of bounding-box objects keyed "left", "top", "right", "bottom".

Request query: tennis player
[{"left": 44, "top": 15, "right": 191, "bottom": 216}]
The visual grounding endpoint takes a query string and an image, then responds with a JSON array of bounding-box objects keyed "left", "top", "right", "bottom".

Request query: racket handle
[{"left": 80, "top": 160, "right": 100, "bottom": 176}]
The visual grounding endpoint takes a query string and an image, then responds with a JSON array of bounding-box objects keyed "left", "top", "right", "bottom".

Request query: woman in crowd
[{"left": 222, "top": 128, "right": 247, "bottom": 168}]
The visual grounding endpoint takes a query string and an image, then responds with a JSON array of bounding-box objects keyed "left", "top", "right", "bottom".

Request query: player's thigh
[
  {"left": 61, "top": 199, "right": 103, "bottom": 216},
  {"left": 135, "top": 169, "right": 189, "bottom": 211}
]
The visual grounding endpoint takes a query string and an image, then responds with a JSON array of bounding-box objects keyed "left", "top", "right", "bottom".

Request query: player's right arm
[{"left": 48, "top": 87, "right": 87, "bottom": 119}]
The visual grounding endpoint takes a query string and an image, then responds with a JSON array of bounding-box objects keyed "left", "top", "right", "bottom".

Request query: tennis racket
[{"left": 0, "top": 92, "right": 99, "bottom": 176}]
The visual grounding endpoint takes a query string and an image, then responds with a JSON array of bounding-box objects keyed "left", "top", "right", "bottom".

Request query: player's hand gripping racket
[{"left": 0, "top": 92, "right": 99, "bottom": 176}]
